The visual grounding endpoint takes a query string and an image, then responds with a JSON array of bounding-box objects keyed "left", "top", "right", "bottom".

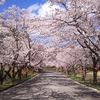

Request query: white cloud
[
  {"left": 38, "top": 2, "right": 61, "bottom": 17},
  {"left": 27, "top": 2, "right": 64, "bottom": 17},
  {"left": 27, "top": 3, "right": 40, "bottom": 13}
]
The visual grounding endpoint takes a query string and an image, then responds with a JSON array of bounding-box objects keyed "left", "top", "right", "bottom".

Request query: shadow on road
[{"left": 0, "top": 70, "right": 100, "bottom": 100}]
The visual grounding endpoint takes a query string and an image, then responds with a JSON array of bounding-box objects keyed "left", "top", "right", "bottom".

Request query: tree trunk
[
  {"left": 72, "top": 66, "right": 76, "bottom": 77},
  {"left": 25, "top": 72, "right": 28, "bottom": 78},
  {"left": 12, "top": 67, "right": 15, "bottom": 82},
  {"left": 81, "top": 66, "right": 86, "bottom": 81},
  {"left": 18, "top": 69, "right": 22, "bottom": 81},
  {"left": 0, "top": 71, "right": 3, "bottom": 85},
  {"left": 67, "top": 70, "right": 70, "bottom": 75},
  {"left": 92, "top": 57, "right": 98, "bottom": 83},
  {"left": 81, "top": 66, "right": 84, "bottom": 80},
  {"left": 0, "top": 63, "right": 4, "bottom": 85},
  {"left": 82, "top": 71, "right": 86, "bottom": 81},
  {"left": 93, "top": 70, "right": 97, "bottom": 83}
]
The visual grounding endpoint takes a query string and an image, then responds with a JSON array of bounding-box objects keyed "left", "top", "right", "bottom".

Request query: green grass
[
  {"left": 0, "top": 72, "right": 38, "bottom": 91},
  {"left": 0, "top": 82, "right": 12, "bottom": 90},
  {"left": 60, "top": 71, "right": 100, "bottom": 91},
  {"left": 69, "top": 75, "right": 100, "bottom": 91}
]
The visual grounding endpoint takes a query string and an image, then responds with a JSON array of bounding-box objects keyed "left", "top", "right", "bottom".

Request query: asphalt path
[{"left": 0, "top": 70, "right": 100, "bottom": 100}]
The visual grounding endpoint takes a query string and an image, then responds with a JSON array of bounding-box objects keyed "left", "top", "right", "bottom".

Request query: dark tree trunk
[
  {"left": 0, "top": 63, "right": 3, "bottom": 85},
  {"left": 25, "top": 72, "right": 28, "bottom": 78},
  {"left": 61, "top": 66, "right": 63, "bottom": 72},
  {"left": 0, "top": 63, "right": 5, "bottom": 85},
  {"left": 72, "top": 66, "right": 76, "bottom": 77},
  {"left": 0, "top": 66, "right": 12, "bottom": 85},
  {"left": 81, "top": 66, "right": 84, "bottom": 80},
  {"left": 0, "top": 72, "right": 3, "bottom": 85},
  {"left": 12, "top": 67, "right": 15, "bottom": 82},
  {"left": 81, "top": 66, "right": 86, "bottom": 81},
  {"left": 82, "top": 71, "right": 86, "bottom": 81},
  {"left": 67, "top": 70, "right": 70, "bottom": 75},
  {"left": 92, "top": 57, "right": 98, "bottom": 83},
  {"left": 18, "top": 69, "right": 22, "bottom": 81},
  {"left": 32, "top": 68, "right": 35, "bottom": 74},
  {"left": 25, "top": 67, "right": 28, "bottom": 78}
]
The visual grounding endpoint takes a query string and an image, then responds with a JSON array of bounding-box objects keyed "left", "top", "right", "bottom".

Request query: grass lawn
[
  {"left": 0, "top": 72, "right": 38, "bottom": 91},
  {"left": 61, "top": 70, "right": 100, "bottom": 91}
]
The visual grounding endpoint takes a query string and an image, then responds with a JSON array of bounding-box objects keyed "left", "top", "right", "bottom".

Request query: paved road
[{"left": 0, "top": 70, "right": 100, "bottom": 100}]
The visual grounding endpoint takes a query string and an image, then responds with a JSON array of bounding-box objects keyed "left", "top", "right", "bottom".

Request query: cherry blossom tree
[
  {"left": 0, "top": 0, "right": 5, "bottom": 5},
  {"left": 0, "top": 0, "right": 99, "bottom": 84},
  {"left": 0, "top": 5, "right": 46, "bottom": 83},
  {"left": 45, "top": 0, "right": 100, "bottom": 83}
]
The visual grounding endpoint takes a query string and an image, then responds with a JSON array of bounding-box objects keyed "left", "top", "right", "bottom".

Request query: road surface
[{"left": 0, "top": 70, "right": 100, "bottom": 100}]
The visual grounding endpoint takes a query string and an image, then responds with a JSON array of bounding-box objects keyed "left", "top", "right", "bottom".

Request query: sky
[
  {"left": 0, "top": 0, "right": 45, "bottom": 12},
  {"left": 0, "top": 0, "right": 66, "bottom": 47},
  {"left": 0, "top": 0, "right": 62, "bottom": 17}
]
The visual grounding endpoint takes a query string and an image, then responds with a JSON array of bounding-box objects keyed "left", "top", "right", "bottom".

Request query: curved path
[{"left": 0, "top": 70, "right": 100, "bottom": 100}]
